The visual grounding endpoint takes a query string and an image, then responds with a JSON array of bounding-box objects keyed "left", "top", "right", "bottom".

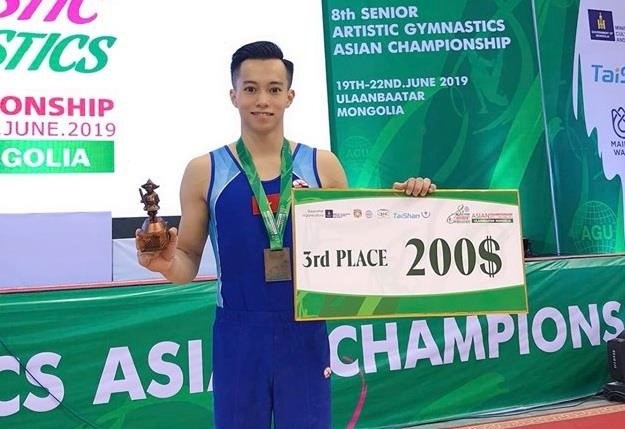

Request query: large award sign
[{"left": 293, "top": 189, "right": 527, "bottom": 320}]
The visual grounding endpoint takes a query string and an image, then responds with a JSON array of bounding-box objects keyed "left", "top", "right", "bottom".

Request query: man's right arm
[{"left": 137, "top": 154, "right": 211, "bottom": 284}]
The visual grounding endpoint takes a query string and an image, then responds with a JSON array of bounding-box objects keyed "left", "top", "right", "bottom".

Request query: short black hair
[{"left": 230, "top": 41, "right": 294, "bottom": 88}]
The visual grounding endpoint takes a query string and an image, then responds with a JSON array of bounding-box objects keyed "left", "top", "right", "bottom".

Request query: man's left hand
[{"left": 393, "top": 177, "right": 436, "bottom": 197}]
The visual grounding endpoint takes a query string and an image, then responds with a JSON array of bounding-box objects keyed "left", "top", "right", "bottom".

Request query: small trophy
[{"left": 137, "top": 179, "right": 170, "bottom": 252}]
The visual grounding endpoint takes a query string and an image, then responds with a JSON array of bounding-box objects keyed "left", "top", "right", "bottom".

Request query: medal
[
  {"left": 236, "top": 138, "right": 293, "bottom": 282},
  {"left": 264, "top": 248, "right": 292, "bottom": 282}
]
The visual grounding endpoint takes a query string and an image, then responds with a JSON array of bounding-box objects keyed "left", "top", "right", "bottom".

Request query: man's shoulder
[
  {"left": 314, "top": 149, "right": 348, "bottom": 189},
  {"left": 315, "top": 148, "right": 341, "bottom": 165},
  {"left": 187, "top": 153, "right": 211, "bottom": 171},
  {"left": 294, "top": 141, "right": 322, "bottom": 153},
  {"left": 210, "top": 143, "right": 233, "bottom": 155},
  {"left": 183, "top": 153, "right": 212, "bottom": 185}
]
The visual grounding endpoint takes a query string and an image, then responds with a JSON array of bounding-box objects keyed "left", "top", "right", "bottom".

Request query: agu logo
[
  {"left": 588, "top": 9, "right": 615, "bottom": 41},
  {"left": 570, "top": 201, "right": 617, "bottom": 254}
]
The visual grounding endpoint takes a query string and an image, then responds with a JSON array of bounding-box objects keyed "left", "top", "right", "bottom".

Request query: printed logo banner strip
[{"left": 293, "top": 189, "right": 527, "bottom": 320}]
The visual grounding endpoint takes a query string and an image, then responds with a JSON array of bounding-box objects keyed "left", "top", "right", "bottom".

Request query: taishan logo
[
  {"left": 591, "top": 64, "right": 625, "bottom": 84},
  {"left": 0, "top": 0, "right": 117, "bottom": 73}
]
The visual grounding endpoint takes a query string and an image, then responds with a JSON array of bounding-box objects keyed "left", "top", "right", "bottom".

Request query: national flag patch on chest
[{"left": 251, "top": 193, "right": 280, "bottom": 215}]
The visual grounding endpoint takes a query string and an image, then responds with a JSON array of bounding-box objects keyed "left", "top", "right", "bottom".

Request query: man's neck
[{"left": 240, "top": 128, "right": 285, "bottom": 157}]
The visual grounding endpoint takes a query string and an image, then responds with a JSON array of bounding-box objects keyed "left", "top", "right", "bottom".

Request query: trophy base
[{"left": 137, "top": 218, "right": 170, "bottom": 252}]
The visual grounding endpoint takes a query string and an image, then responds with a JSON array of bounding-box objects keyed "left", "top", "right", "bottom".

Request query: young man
[{"left": 137, "top": 41, "right": 435, "bottom": 429}]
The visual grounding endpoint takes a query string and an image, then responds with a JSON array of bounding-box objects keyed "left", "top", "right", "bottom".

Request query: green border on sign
[
  {"left": 296, "top": 284, "right": 528, "bottom": 321},
  {"left": 293, "top": 188, "right": 519, "bottom": 206}
]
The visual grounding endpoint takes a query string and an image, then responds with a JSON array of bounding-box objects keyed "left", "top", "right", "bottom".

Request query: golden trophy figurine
[{"left": 137, "top": 179, "right": 170, "bottom": 252}]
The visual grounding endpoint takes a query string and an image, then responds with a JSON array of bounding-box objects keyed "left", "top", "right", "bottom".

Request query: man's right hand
[{"left": 136, "top": 227, "right": 178, "bottom": 273}]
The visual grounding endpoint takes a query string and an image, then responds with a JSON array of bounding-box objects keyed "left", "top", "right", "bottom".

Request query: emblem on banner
[
  {"left": 612, "top": 107, "right": 625, "bottom": 139},
  {"left": 588, "top": 9, "right": 615, "bottom": 41}
]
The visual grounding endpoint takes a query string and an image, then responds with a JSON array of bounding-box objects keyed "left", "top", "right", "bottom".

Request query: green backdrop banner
[
  {"left": 1, "top": 255, "right": 623, "bottom": 428},
  {"left": 321, "top": 0, "right": 557, "bottom": 256}
]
